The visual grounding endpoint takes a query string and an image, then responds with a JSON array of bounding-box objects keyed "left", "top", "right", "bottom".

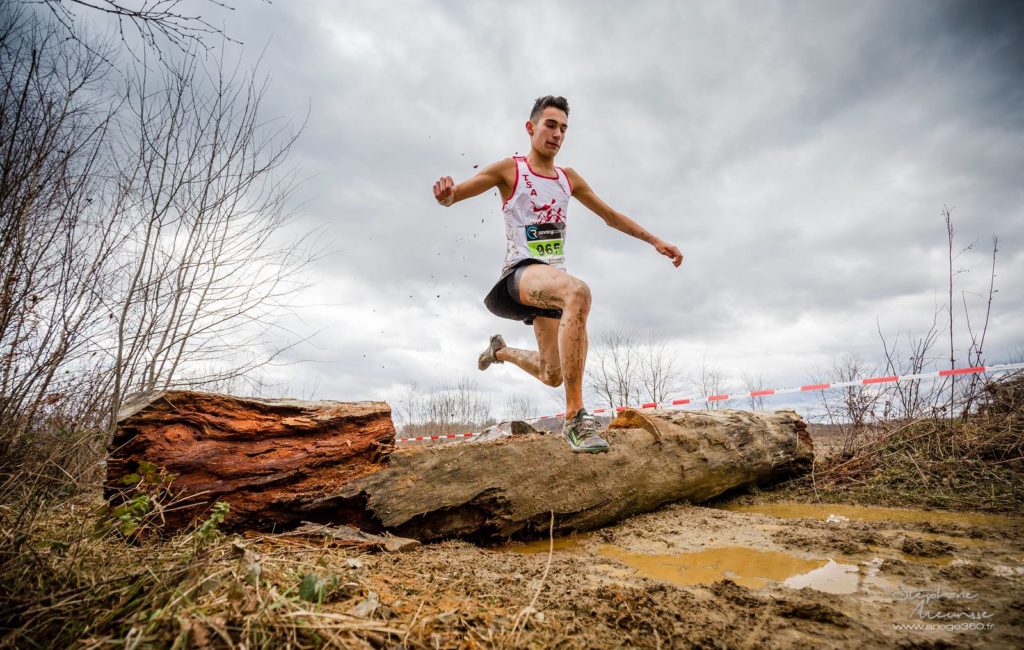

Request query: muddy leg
[
  {"left": 495, "top": 347, "right": 542, "bottom": 380},
  {"left": 513, "top": 265, "right": 592, "bottom": 414},
  {"left": 557, "top": 284, "right": 589, "bottom": 415},
  {"left": 495, "top": 317, "right": 562, "bottom": 387}
]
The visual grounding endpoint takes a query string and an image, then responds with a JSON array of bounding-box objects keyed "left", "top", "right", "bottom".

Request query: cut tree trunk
[
  {"left": 108, "top": 392, "right": 812, "bottom": 539},
  {"left": 107, "top": 390, "right": 394, "bottom": 532},
  {"left": 326, "top": 408, "right": 813, "bottom": 541}
]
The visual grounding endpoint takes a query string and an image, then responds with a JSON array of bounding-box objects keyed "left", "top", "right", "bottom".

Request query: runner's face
[{"left": 527, "top": 107, "right": 568, "bottom": 157}]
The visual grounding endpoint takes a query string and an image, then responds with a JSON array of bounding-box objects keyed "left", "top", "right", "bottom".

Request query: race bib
[{"left": 525, "top": 222, "right": 565, "bottom": 260}]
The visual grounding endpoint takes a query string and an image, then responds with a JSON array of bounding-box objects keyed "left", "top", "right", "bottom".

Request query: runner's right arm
[{"left": 433, "top": 159, "right": 514, "bottom": 207}]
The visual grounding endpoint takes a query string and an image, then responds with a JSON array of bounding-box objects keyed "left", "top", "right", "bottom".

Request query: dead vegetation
[
  {"left": 768, "top": 374, "right": 1024, "bottom": 512},
  {"left": 1, "top": 377, "right": 1019, "bottom": 648},
  {"left": 0, "top": 493, "right": 882, "bottom": 649},
  {"left": 1, "top": 493, "right": 415, "bottom": 648}
]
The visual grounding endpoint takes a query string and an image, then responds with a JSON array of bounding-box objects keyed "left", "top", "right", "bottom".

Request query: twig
[
  {"left": 510, "top": 510, "right": 555, "bottom": 646},
  {"left": 905, "top": 451, "right": 930, "bottom": 485},
  {"left": 402, "top": 597, "right": 426, "bottom": 647},
  {"left": 990, "top": 455, "right": 1023, "bottom": 466},
  {"left": 810, "top": 458, "right": 820, "bottom": 502}
]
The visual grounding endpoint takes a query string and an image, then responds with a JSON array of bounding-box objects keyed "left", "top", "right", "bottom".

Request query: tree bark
[
  {"left": 107, "top": 390, "right": 394, "bottom": 532},
  {"left": 328, "top": 408, "right": 812, "bottom": 541},
  {"left": 108, "top": 392, "right": 812, "bottom": 539}
]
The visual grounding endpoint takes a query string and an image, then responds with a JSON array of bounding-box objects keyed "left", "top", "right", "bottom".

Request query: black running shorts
[{"left": 483, "top": 258, "right": 563, "bottom": 325}]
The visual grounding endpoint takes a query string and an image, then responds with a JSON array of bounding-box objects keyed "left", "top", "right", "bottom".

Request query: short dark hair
[{"left": 530, "top": 95, "right": 569, "bottom": 122}]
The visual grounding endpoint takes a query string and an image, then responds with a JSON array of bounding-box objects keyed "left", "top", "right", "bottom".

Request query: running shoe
[
  {"left": 563, "top": 408, "right": 609, "bottom": 453},
  {"left": 477, "top": 334, "right": 506, "bottom": 371}
]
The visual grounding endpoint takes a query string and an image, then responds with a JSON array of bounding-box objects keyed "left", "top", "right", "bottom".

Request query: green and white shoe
[
  {"left": 563, "top": 409, "right": 609, "bottom": 453},
  {"left": 478, "top": 334, "right": 506, "bottom": 371}
]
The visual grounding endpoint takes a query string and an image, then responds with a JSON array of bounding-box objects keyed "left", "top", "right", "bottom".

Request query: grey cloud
[{"left": 163, "top": 0, "right": 1023, "bottom": 405}]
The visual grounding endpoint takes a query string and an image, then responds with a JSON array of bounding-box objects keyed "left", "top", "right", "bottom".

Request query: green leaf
[{"left": 299, "top": 573, "right": 327, "bottom": 603}]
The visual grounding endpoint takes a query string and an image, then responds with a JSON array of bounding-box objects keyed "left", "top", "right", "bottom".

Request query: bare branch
[{"left": 32, "top": 0, "right": 241, "bottom": 59}]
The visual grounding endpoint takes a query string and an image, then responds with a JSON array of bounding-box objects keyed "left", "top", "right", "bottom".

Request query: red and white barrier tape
[{"left": 394, "top": 362, "right": 1024, "bottom": 445}]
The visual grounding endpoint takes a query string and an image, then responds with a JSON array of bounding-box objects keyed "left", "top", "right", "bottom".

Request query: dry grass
[
  {"left": 2, "top": 375, "right": 1021, "bottom": 647},
  {"left": 1, "top": 494, "right": 432, "bottom": 648},
  {"left": 771, "top": 375, "right": 1024, "bottom": 512},
  {"left": 1, "top": 494, "right": 642, "bottom": 649},
  {"left": 1, "top": 481, "right": 577, "bottom": 649}
]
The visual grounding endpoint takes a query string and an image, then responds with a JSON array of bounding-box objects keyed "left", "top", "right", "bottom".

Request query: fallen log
[
  {"left": 108, "top": 392, "right": 812, "bottom": 539},
  {"left": 327, "top": 408, "right": 813, "bottom": 541},
  {"left": 107, "top": 390, "right": 394, "bottom": 532}
]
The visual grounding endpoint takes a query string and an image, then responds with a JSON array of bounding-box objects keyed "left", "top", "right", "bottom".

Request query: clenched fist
[{"left": 433, "top": 176, "right": 455, "bottom": 207}]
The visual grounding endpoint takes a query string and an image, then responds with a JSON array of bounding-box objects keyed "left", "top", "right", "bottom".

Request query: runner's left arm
[{"left": 564, "top": 168, "right": 683, "bottom": 268}]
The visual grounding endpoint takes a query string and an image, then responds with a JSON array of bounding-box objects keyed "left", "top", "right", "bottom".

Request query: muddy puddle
[
  {"left": 596, "top": 545, "right": 894, "bottom": 594},
  {"left": 500, "top": 538, "right": 894, "bottom": 595},
  {"left": 717, "top": 501, "right": 1018, "bottom": 527},
  {"left": 377, "top": 499, "right": 1024, "bottom": 648},
  {"left": 494, "top": 502, "right": 1021, "bottom": 597}
]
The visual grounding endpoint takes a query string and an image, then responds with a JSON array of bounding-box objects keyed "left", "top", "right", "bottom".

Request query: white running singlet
[{"left": 500, "top": 155, "right": 573, "bottom": 273}]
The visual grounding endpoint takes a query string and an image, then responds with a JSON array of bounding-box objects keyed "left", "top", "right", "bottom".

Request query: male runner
[{"left": 432, "top": 96, "right": 683, "bottom": 453}]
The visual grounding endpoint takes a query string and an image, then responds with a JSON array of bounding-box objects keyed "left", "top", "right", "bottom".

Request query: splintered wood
[{"left": 108, "top": 391, "right": 394, "bottom": 532}]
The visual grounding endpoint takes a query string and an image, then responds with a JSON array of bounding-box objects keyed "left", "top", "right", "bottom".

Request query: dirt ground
[
  {"left": 319, "top": 497, "right": 1024, "bottom": 649},
  {"left": 11, "top": 418, "right": 1019, "bottom": 648}
]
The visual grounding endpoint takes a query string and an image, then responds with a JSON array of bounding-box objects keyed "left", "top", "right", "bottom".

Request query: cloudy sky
[{"left": 87, "top": 1, "right": 1024, "bottom": 417}]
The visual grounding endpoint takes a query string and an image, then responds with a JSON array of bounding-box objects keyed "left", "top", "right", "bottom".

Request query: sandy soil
[{"left": 330, "top": 499, "right": 1024, "bottom": 649}]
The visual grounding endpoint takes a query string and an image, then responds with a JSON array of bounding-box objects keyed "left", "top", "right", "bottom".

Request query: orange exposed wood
[{"left": 107, "top": 391, "right": 394, "bottom": 532}]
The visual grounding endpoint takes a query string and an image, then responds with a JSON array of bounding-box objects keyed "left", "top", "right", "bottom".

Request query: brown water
[
  {"left": 596, "top": 545, "right": 831, "bottom": 591},
  {"left": 717, "top": 502, "right": 1019, "bottom": 527},
  {"left": 493, "top": 503, "right": 1018, "bottom": 594},
  {"left": 499, "top": 534, "right": 590, "bottom": 554},
  {"left": 498, "top": 542, "right": 892, "bottom": 594}
]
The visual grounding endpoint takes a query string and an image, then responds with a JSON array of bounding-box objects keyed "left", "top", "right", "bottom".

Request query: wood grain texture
[
  {"left": 107, "top": 390, "right": 394, "bottom": 532},
  {"left": 336, "top": 408, "right": 813, "bottom": 541},
  {"left": 108, "top": 393, "right": 812, "bottom": 540}
]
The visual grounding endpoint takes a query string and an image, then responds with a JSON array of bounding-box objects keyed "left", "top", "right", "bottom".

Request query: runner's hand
[
  {"left": 654, "top": 239, "right": 683, "bottom": 267},
  {"left": 433, "top": 176, "right": 456, "bottom": 206}
]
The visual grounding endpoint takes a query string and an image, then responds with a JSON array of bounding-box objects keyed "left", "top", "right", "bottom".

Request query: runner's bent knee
[
  {"left": 540, "top": 364, "right": 563, "bottom": 387},
  {"left": 567, "top": 278, "right": 591, "bottom": 310}
]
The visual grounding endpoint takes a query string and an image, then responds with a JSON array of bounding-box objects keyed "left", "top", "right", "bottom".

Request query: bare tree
[
  {"left": 95, "top": 48, "right": 308, "bottom": 430},
  {"left": 637, "top": 336, "right": 681, "bottom": 404},
  {"left": 939, "top": 206, "right": 982, "bottom": 418},
  {"left": 29, "top": 0, "right": 238, "bottom": 58},
  {"left": 586, "top": 330, "right": 641, "bottom": 410},
  {"left": 811, "top": 354, "right": 885, "bottom": 453},
  {"left": 586, "top": 330, "right": 683, "bottom": 410},
  {"left": 0, "top": 10, "right": 121, "bottom": 455},
  {"left": 392, "top": 382, "right": 424, "bottom": 432},
  {"left": 741, "top": 370, "right": 767, "bottom": 411},
  {"left": 396, "top": 378, "right": 494, "bottom": 437},
  {"left": 502, "top": 393, "right": 535, "bottom": 422},
  {"left": 690, "top": 355, "right": 727, "bottom": 410},
  {"left": 928, "top": 208, "right": 1003, "bottom": 419},
  {"left": 876, "top": 310, "right": 942, "bottom": 420},
  {"left": 2, "top": 5, "right": 309, "bottom": 460},
  {"left": 960, "top": 235, "right": 998, "bottom": 415}
]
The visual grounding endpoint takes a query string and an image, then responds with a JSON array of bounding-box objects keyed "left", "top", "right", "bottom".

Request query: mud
[{"left": 348, "top": 500, "right": 1024, "bottom": 648}]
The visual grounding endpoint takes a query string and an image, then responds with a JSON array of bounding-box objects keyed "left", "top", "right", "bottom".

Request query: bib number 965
[{"left": 528, "top": 240, "right": 563, "bottom": 257}]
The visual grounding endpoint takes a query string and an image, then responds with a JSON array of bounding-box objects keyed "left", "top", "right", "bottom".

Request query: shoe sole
[
  {"left": 564, "top": 434, "right": 609, "bottom": 453},
  {"left": 569, "top": 445, "right": 609, "bottom": 453},
  {"left": 478, "top": 335, "right": 505, "bottom": 371}
]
